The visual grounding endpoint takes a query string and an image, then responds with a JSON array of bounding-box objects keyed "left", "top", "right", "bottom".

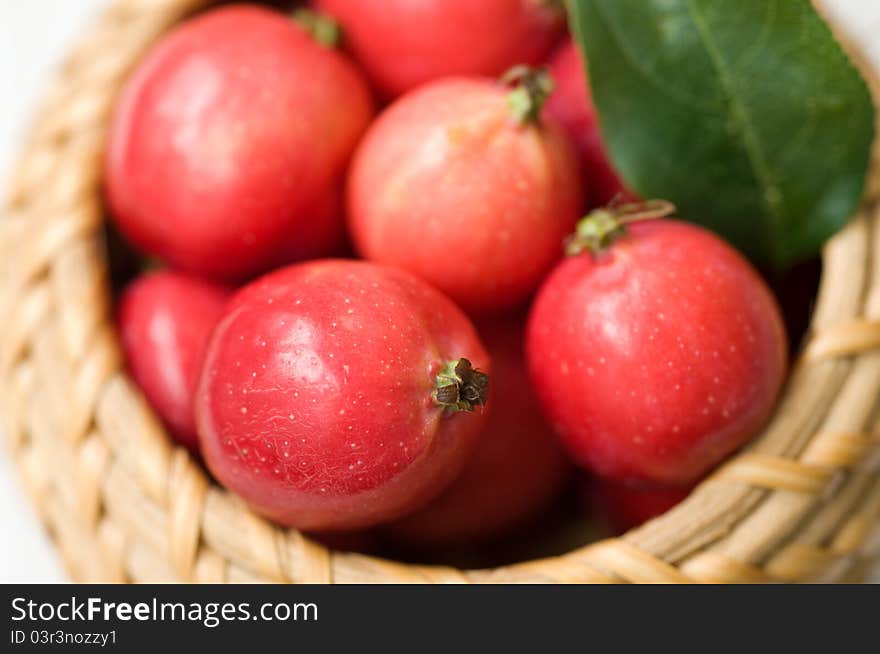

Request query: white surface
[
  {"left": 0, "top": 0, "right": 104, "bottom": 583},
  {"left": 0, "top": 0, "right": 879, "bottom": 583}
]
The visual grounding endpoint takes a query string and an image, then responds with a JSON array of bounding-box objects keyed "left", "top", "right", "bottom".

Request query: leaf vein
[
  {"left": 685, "top": 0, "right": 783, "bottom": 260},
  {"left": 588, "top": 0, "right": 718, "bottom": 113}
]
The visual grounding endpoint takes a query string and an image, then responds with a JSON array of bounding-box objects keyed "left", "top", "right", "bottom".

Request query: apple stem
[
  {"left": 433, "top": 358, "right": 490, "bottom": 413},
  {"left": 292, "top": 8, "right": 341, "bottom": 48},
  {"left": 502, "top": 66, "right": 555, "bottom": 125},
  {"left": 565, "top": 199, "right": 676, "bottom": 256}
]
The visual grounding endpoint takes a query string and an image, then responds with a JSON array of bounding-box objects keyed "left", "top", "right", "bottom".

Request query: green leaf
[{"left": 568, "top": 0, "right": 875, "bottom": 267}]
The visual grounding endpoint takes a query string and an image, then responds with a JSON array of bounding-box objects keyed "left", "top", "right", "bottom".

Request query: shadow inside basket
[
  {"left": 10, "top": 0, "right": 872, "bottom": 585},
  {"left": 102, "top": 218, "right": 822, "bottom": 569}
]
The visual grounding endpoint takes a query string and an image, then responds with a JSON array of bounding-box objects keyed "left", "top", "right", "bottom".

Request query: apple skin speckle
[
  {"left": 315, "top": 0, "right": 564, "bottom": 99},
  {"left": 118, "top": 270, "right": 230, "bottom": 452},
  {"left": 196, "top": 259, "right": 490, "bottom": 531},
  {"left": 386, "top": 316, "right": 571, "bottom": 548},
  {"left": 347, "top": 75, "right": 582, "bottom": 315},
  {"left": 527, "top": 219, "right": 788, "bottom": 485},
  {"left": 104, "top": 5, "right": 374, "bottom": 281}
]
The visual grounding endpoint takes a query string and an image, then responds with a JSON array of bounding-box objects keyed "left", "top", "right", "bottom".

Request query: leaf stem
[
  {"left": 292, "top": 8, "right": 341, "bottom": 48},
  {"left": 565, "top": 199, "right": 675, "bottom": 256},
  {"left": 501, "top": 66, "right": 555, "bottom": 125}
]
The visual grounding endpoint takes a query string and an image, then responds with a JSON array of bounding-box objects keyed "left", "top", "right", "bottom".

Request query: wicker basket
[{"left": 3, "top": 0, "right": 880, "bottom": 584}]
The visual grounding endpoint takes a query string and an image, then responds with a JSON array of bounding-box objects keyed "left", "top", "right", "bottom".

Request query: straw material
[{"left": 2, "top": 0, "right": 880, "bottom": 583}]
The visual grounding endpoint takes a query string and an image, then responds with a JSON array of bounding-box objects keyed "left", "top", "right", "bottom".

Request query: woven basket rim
[{"left": 2, "top": 0, "right": 880, "bottom": 583}]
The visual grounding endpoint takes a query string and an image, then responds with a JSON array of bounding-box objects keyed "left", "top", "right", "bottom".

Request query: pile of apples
[{"left": 108, "top": 2, "right": 787, "bottom": 554}]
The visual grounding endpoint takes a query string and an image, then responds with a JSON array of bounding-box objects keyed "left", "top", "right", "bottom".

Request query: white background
[{"left": 1, "top": 0, "right": 879, "bottom": 583}]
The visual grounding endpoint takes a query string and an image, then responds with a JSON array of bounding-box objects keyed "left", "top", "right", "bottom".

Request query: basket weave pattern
[{"left": 3, "top": 0, "right": 880, "bottom": 583}]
